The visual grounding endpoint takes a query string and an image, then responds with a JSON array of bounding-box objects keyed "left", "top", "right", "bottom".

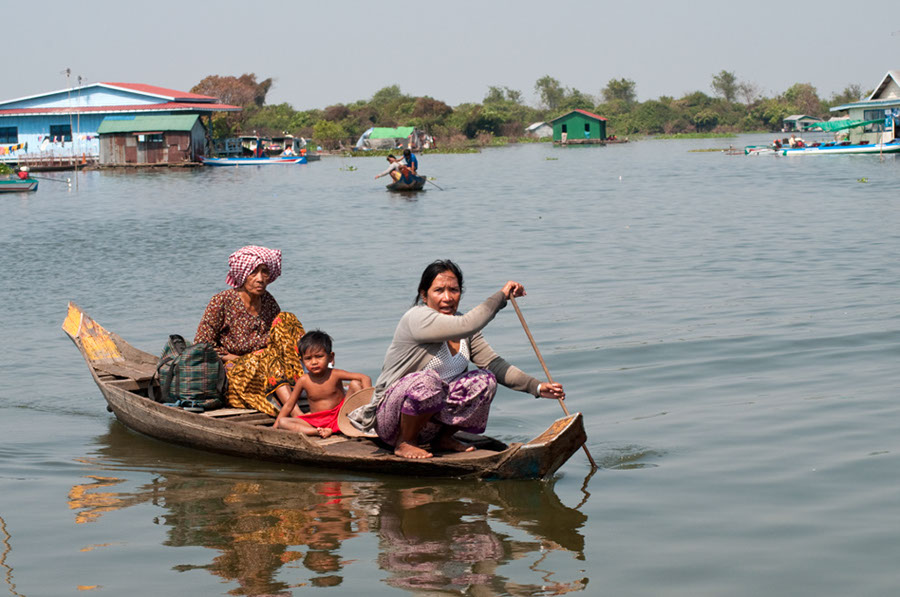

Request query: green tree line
[{"left": 192, "top": 72, "right": 868, "bottom": 148}]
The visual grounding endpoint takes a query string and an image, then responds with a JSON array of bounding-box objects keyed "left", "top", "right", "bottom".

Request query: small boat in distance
[
  {"left": 780, "top": 140, "right": 900, "bottom": 156},
  {"left": 386, "top": 174, "right": 426, "bottom": 191},
  {"left": 62, "top": 303, "right": 586, "bottom": 480},
  {"left": 199, "top": 155, "right": 307, "bottom": 166},
  {"left": 0, "top": 177, "right": 38, "bottom": 192}
]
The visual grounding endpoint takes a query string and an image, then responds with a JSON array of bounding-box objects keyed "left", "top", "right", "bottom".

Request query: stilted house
[
  {"left": 97, "top": 114, "right": 206, "bottom": 165},
  {"left": 0, "top": 82, "right": 240, "bottom": 168},
  {"left": 550, "top": 109, "right": 608, "bottom": 144},
  {"left": 829, "top": 70, "right": 900, "bottom": 144}
]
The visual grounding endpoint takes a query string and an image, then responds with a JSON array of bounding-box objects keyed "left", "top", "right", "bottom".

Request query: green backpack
[{"left": 150, "top": 334, "right": 226, "bottom": 407}]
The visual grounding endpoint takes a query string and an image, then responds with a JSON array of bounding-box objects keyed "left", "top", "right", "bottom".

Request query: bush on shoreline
[{"left": 196, "top": 73, "right": 862, "bottom": 150}]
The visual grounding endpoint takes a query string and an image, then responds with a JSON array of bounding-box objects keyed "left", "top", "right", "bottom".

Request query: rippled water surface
[{"left": 2, "top": 136, "right": 899, "bottom": 596}]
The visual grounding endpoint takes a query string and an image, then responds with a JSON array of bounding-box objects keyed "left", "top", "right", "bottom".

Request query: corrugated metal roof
[
  {"left": 97, "top": 114, "right": 200, "bottom": 133},
  {"left": 100, "top": 82, "right": 216, "bottom": 102},
  {"left": 0, "top": 82, "right": 220, "bottom": 109},
  {"left": 549, "top": 109, "right": 608, "bottom": 123},
  {"left": 0, "top": 102, "right": 241, "bottom": 117},
  {"left": 369, "top": 127, "right": 416, "bottom": 139}
]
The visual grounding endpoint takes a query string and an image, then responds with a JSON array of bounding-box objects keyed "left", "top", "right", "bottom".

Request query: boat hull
[
  {"left": 0, "top": 178, "right": 38, "bottom": 192},
  {"left": 200, "top": 156, "right": 308, "bottom": 166},
  {"left": 386, "top": 175, "right": 426, "bottom": 191},
  {"left": 780, "top": 141, "right": 900, "bottom": 156},
  {"left": 63, "top": 303, "right": 586, "bottom": 480}
]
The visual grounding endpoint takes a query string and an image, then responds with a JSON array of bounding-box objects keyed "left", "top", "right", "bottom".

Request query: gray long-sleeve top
[{"left": 348, "top": 290, "right": 541, "bottom": 433}]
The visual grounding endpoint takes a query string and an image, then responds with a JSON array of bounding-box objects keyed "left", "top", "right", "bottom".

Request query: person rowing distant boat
[
  {"left": 402, "top": 148, "right": 418, "bottom": 174},
  {"left": 374, "top": 155, "right": 416, "bottom": 184}
]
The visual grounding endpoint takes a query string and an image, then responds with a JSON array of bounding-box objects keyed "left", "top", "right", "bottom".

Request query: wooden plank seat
[{"left": 94, "top": 361, "right": 156, "bottom": 383}]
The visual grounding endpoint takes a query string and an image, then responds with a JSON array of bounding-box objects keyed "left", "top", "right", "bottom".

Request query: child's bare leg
[
  {"left": 277, "top": 417, "right": 323, "bottom": 436},
  {"left": 274, "top": 384, "right": 302, "bottom": 416}
]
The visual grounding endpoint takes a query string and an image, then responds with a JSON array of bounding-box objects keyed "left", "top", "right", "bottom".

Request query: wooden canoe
[
  {"left": 386, "top": 175, "right": 426, "bottom": 191},
  {"left": 62, "top": 302, "right": 587, "bottom": 480}
]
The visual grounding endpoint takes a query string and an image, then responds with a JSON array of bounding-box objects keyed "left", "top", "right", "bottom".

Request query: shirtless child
[{"left": 273, "top": 330, "right": 372, "bottom": 438}]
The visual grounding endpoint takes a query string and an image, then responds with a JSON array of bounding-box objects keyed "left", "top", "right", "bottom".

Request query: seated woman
[
  {"left": 195, "top": 245, "right": 305, "bottom": 416},
  {"left": 348, "top": 260, "right": 565, "bottom": 459}
]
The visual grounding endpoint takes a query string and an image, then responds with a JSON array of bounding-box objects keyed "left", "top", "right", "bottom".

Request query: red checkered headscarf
[{"left": 225, "top": 245, "right": 282, "bottom": 288}]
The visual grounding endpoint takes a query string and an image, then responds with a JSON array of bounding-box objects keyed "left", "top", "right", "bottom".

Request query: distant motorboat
[
  {"left": 199, "top": 155, "right": 307, "bottom": 166},
  {"left": 779, "top": 140, "right": 900, "bottom": 156}
]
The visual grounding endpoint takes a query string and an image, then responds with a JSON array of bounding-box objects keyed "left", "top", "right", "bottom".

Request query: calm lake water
[{"left": 2, "top": 136, "right": 899, "bottom": 596}]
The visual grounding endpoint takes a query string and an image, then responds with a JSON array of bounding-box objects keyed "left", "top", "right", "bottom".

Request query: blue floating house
[{"left": 0, "top": 82, "right": 241, "bottom": 166}]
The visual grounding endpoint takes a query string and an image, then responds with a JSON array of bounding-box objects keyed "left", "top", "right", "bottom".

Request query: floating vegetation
[
  {"left": 545, "top": 157, "right": 559, "bottom": 160},
  {"left": 857, "top": 177, "right": 868, "bottom": 183},
  {"left": 339, "top": 165, "right": 358, "bottom": 172}
]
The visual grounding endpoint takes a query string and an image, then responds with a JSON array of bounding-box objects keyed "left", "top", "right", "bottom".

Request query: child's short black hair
[{"left": 298, "top": 330, "right": 333, "bottom": 356}]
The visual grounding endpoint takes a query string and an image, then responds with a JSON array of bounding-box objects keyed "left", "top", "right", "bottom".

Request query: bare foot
[
  {"left": 436, "top": 436, "right": 476, "bottom": 453},
  {"left": 317, "top": 428, "right": 332, "bottom": 438},
  {"left": 395, "top": 441, "right": 433, "bottom": 459}
]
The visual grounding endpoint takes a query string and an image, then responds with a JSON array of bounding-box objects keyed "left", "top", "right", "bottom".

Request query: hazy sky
[{"left": 12, "top": 0, "right": 900, "bottom": 109}]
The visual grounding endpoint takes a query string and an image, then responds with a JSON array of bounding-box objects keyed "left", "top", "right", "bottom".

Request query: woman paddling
[
  {"left": 347, "top": 259, "right": 565, "bottom": 459},
  {"left": 195, "top": 245, "right": 305, "bottom": 415}
]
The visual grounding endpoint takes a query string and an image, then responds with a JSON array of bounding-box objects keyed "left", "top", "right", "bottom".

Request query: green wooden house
[{"left": 550, "top": 109, "right": 608, "bottom": 144}]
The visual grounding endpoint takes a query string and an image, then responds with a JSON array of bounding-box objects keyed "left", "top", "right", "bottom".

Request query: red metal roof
[
  {"left": 549, "top": 109, "right": 608, "bottom": 122},
  {"left": 101, "top": 82, "right": 217, "bottom": 102},
  {"left": 0, "top": 102, "right": 241, "bottom": 116}
]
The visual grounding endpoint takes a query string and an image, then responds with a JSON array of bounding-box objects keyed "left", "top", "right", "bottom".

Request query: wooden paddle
[
  {"left": 509, "top": 295, "right": 598, "bottom": 470},
  {"left": 425, "top": 178, "right": 443, "bottom": 190}
]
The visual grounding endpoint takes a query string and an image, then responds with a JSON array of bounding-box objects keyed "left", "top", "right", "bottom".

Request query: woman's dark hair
[
  {"left": 415, "top": 260, "right": 464, "bottom": 305},
  {"left": 402, "top": 149, "right": 411, "bottom": 158},
  {"left": 386, "top": 154, "right": 396, "bottom": 161},
  {"left": 298, "top": 330, "right": 333, "bottom": 355}
]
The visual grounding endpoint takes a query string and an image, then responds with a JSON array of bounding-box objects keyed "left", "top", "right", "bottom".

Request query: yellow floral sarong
[{"left": 224, "top": 312, "right": 304, "bottom": 415}]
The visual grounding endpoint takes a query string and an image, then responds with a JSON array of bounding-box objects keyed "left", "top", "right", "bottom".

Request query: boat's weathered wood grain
[{"left": 203, "top": 408, "right": 258, "bottom": 418}]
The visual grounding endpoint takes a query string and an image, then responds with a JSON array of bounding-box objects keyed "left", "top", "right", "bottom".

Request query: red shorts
[{"left": 295, "top": 398, "right": 345, "bottom": 432}]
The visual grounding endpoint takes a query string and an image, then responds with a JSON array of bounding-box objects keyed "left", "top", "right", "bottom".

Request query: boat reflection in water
[{"left": 70, "top": 423, "right": 588, "bottom": 595}]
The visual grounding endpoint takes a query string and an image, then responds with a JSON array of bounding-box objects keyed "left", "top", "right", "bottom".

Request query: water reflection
[{"left": 71, "top": 423, "right": 587, "bottom": 595}]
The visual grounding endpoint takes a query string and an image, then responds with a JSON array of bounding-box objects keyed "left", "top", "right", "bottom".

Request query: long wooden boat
[
  {"left": 199, "top": 155, "right": 308, "bottom": 166},
  {"left": 780, "top": 140, "right": 900, "bottom": 156},
  {"left": 0, "top": 177, "right": 38, "bottom": 192},
  {"left": 386, "top": 174, "right": 426, "bottom": 191},
  {"left": 62, "top": 302, "right": 586, "bottom": 480}
]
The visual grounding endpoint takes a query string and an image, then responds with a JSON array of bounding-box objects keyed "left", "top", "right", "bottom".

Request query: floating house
[
  {"left": 97, "top": 114, "right": 205, "bottom": 165},
  {"left": 829, "top": 70, "right": 900, "bottom": 144},
  {"left": 550, "top": 109, "right": 608, "bottom": 144},
  {"left": 525, "top": 121, "right": 553, "bottom": 138},
  {"left": 782, "top": 114, "right": 823, "bottom": 132},
  {"left": 0, "top": 82, "right": 241, "bottom": 167},
  {"left": 354, "top": 126, "right": 434, "bottom": 150}
]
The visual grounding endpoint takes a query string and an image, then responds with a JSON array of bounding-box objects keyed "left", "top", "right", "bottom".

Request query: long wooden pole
[{"left": 509, "top": 295, "right": 598, "bottom": 469}]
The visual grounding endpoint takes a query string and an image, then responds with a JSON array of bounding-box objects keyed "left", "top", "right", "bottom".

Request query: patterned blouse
[{"left": 194, "top": 288, "right": 281, "bottom": 356}]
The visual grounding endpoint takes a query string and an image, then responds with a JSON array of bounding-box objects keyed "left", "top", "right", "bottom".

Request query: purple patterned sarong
[{"left": 375, "top": 369, "right": 497, "bottom": 446}]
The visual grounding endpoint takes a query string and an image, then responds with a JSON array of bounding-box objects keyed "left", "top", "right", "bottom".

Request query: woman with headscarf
[{"left": 195, "top": 245, "right": 305, "bottom": 415}]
